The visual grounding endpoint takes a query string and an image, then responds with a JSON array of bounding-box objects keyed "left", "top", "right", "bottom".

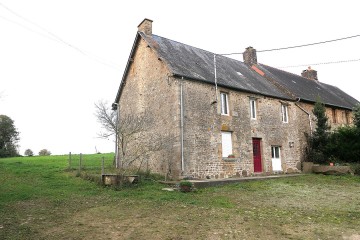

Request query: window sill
[{"left": 222, "top": 157, "right": 238, "bottom": 162}]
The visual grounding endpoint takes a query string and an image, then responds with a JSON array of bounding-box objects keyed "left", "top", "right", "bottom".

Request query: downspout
[
  {"left": 213, "top": 54, "right": 218, "bottom": 103},
  {"left": 180, "top": 76, "right": 185, "bottom": 172},
  {"left": 295, "top": 98, "right": 313, "bottom": 135},
  {"left": 116, "top": 106, "right": 121, "bottom": 168},
  {"left": 112, "top": 103, "right": 120, "bottom": 168}
]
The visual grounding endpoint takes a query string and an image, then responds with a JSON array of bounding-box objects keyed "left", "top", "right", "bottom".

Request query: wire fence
[{"left": 67, "top": 152, "right": 117, "bottom": 174}]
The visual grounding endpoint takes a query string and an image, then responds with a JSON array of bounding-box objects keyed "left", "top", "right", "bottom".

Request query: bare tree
[
  {"left": 39, "top": 149, "right": 51, "bottom": 156},
  {"left": 24, "top": 149, "right": 34, "bottom": 156},
  {"left": 95, "top": 100, "right": 174, "bottom": 176},
  {"left": 94, "top": 100, "right": 118, "bottom": 139}
]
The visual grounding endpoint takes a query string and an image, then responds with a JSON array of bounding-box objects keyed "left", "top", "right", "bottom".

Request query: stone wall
[
  {"left": 325, "top": 107, "right": 353, "bottom": 129},
  {"left": 181, "top": 80, "right": 311, "bottom": 179},
  {"left": 118, "top": 38, "right": 181, "bottom": 178}
]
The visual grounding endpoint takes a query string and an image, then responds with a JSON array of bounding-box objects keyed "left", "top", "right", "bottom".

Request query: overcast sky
[{"left": 1, "top": 0, "right": 359, "bottom": 155}]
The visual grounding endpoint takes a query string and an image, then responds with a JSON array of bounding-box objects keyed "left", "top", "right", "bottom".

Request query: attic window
[{"left": 236, "top": 71, "right": 243, "bottom": 76}]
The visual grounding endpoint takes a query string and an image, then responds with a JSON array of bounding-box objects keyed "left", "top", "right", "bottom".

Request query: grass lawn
[{"left": 1, "top": 155, "right": 360, "bottom": 239}]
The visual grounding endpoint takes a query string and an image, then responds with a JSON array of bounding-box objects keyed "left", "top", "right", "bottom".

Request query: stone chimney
[
  {"left": 243, "top": 47, "right": 257, "bottom": 65},
  {"left": 301, "top": 66, "right": 318, "bottom": 80},
  {"left": 137, "top": 18, "right": 153, "bottom": 35}
]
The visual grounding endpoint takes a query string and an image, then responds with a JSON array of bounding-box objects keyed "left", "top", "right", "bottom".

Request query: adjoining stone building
[{"left": 113, "top": 19, "right": 359, "bottom": 179}]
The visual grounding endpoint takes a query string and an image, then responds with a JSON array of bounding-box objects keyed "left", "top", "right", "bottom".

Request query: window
[
  {"left": 250, "top": 99, "right": 256, "bottom": 119},
  {"left": 220, "top": 92, "right": 229, "bottom": 115},
  {"left": 221, "top": 132, "right": 232, "bottom": 157},
  {"left": 271, "top": 146, "right": 282, "bottom": 171},
  {"left": 281, "top": 104, "right": 288, "bottom": 123}
]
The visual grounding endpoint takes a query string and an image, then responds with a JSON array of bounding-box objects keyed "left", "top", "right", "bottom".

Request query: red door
[{"left": 252, "top": 138, "right": 262, "bottom": 172}]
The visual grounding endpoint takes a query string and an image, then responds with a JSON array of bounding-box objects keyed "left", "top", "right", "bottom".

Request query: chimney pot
[
  {"left": 137, "top": 18, "right": 153, "bottom": 35},
  {"left": 301, "top": 66, "right": 318, "bottom": 80},
  {"left": 243, "top": 46, "right": 257, "bottom": 65}
]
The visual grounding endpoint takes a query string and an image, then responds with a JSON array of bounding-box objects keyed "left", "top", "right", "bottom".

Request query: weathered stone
[
  {"left": 302, "top": 162, "right": 314, "bottom": 173},
  {"left": 286, "top": 168, "right": 295, "bottom": 174},
  {"left": 312, "top": 166, "right": 353, "bottom": 175}
]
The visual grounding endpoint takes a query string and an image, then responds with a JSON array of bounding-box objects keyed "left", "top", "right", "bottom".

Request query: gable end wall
[{"left": 118, "top": 38, "right": 181, "bottom": 178}]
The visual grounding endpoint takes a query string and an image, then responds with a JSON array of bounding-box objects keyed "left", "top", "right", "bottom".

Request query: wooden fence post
[
  {"left": 102, "top": 157, "right": 105, "bottom": 175},
  {"left": 68, "top": 152, "right": 72, "bottom": 169},
  {"left": 79, "top": 153, "right": 82, "bottom": 171}
]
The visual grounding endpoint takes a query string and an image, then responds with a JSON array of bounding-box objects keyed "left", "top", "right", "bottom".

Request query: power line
[
  {"left": 0, "top": 15, "right": 60, "bottom": 42},
  {"left": 278, "top": 58, "right": 360, "bottom": 69},
  {"left": 0, "top": 2, "right": 121, "bottom": 71},
  {"left": 258, "top": 34, "right": 360, "bottom": 53},
  {"left": 219, "top": 34, "right": 360, "bottom": 56}
]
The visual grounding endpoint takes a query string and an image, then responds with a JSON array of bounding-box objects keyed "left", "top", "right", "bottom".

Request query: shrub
[
  {"left": 179, "top": 180, "right": 193, "bottom": 192},
  {"left": 326, "top": 126, "right": 360, "bottom": 163},
  {"left": 179, "top": 180, "right": 192, "bottom": 187},
  {"left": 306, "top": 98, "right": 331, "bottom": 164}
]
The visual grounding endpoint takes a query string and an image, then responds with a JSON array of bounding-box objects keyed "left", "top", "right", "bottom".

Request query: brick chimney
[
  {"left": 243, "top": 46, "right": 257, "bottom": 65},
  {"left": 301, "top": 66, "right": 318, "bottom": 81},
  {"left": 137, "top": 18, "right": 153, "bottom": 35}
]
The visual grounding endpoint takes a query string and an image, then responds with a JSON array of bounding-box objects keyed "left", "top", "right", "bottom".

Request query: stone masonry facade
[
  {"left": 180, "top": 78, "right": 353, "bottom": 179},
  {"left": 181, "top": 79, "right": 306, "bottom": 179},
  {"left": 115, "top": 20, "right": 355, "bottom": 180}
]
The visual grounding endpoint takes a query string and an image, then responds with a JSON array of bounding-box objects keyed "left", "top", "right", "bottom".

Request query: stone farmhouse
[{"left": 113, "top": 19, "right": 359, "bottom": 179}]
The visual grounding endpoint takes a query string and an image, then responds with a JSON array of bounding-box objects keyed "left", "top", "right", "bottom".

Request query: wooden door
[{"left": 252, "top": 138, "right": 262, "bottom": 172}]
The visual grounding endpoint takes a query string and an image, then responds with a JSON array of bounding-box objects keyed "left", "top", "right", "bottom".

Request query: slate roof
[
  {"left": 141, "top": 32, "right": 290, "bottom": 100},
  {"left": 258, "top": 64, "right": 359, "bottom": 109},
  {"left": 117, "top": 32, "right": 359, "bottom": 110}
]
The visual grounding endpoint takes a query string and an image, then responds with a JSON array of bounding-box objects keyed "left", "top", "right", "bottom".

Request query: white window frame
[
  {"left": 220, "top": 92, "right": 229, "bottom": 115},
  {"left": 221, "top": 131, "right": 233, "bottom": 157},
  {"left": 281, "top": 104, "right": 288, "bottom": 123},
  {"left": 250, "top": 99, "right": 257, "bottom": 119},
  {"left": 271, "top": 146, "right": 282, "bottom": 171}
]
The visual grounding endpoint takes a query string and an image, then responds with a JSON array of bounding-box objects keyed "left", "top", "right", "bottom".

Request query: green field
[{"left": 1, "top": 155, "right": 360, "bottom": 239}]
